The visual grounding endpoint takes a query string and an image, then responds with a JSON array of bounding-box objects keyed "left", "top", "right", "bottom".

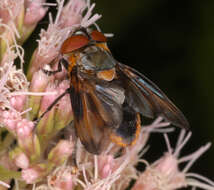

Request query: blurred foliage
[{"left": 23, "top": 0, "right": 214, "bottom": 181}]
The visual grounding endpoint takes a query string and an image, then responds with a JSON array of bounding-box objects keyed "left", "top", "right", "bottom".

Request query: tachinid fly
[{"left": 39, "top": 28, "right": 189, "bottom": 154}]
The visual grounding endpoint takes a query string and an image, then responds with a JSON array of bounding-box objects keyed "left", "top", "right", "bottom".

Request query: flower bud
[
  {"left": 10, "top": 95, "right": 26, "bottom": 112},
  {"left": 9, "top": 149, "right": 30, "bottom": 170},
  {"left": 21, "top": 0, "right": 47, "bottom": 43},
  {"left": 98, "top": 155, "right": 115, "bottom": 179},
  {"left": 15, "top": 152, "right": 29, "bottom": 169},
  {"left": 22, "top": 167, "right": 40, "bottom": 184},
  {"left": 36, "top": 83, "right": 58, "bottom": 140},
  {"left": 16, "top": 119, "right": 34, "bottom": 138},
  {"left": 59, "top": 0, "right": 86, "bottom": 28},
  {"left": 22, "top": 164, "right": 47, "bottom": 184},
  {"left": 54, "top": 80, "right": 73, "bottom": 131},
  {"left": 48, "top": 140, "right": 73, "bottom": 166},
  {"left": 49, "top": 168, "right": 74, "bottom": 190},
  {"left": 28, "top": 70, "right": 50, "bottom": 120},
  {"left": 0, "top": 110, "right": 20, "bottom": 132},
  {"left": 18, "top": 131, "right": 41, "bottom": 162}
]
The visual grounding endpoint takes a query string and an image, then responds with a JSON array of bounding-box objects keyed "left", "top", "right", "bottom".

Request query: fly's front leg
[
  {"left": 42, "top": 57, "right": 69, "bottom": 76},
  {"left": 34, "top": 58, "right": 70, "bottom": 130}
]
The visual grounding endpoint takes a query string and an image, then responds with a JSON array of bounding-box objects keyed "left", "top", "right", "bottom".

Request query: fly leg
[
  {"left": 34, "top": 88, "right": 70, "bottom": 128},
  {"left": 42, "top": 57, "right": 69, "bottom": 75}
]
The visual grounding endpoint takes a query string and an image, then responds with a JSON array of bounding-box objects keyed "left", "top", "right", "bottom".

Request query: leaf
[{"left": 0, "top": 165, "right": 21, "bottom": 180}]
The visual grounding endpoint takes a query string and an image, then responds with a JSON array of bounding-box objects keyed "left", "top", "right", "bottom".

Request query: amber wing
[{"left": 69, "top": 67, "right": 125, "bottom": 154}]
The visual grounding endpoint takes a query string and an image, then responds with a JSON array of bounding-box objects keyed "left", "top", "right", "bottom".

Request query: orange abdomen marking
[
  {"left": 97, "top": 68, "right": 116, "bottom": 81},
  {"left": 110, "top": 113, "right": 141, "bottom": 147}
]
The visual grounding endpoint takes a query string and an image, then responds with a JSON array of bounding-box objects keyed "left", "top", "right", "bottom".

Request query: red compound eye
[
  {"left": 91, "top": 30, "right": 107, "bottom": 42},
  {"left": 60, "top": 35, "right": 89, "bottom": 54}
]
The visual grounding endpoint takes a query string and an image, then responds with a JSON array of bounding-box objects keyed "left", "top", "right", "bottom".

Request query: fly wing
[
  {"left": 116, "top": 63, "right": 189, "bottom": 129},
  {"left": 70, "top": 68, "right": 124, "bottom": 154}
]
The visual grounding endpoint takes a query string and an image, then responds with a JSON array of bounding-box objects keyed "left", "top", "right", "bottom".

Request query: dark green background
[
  {"left": 95, "top": 0, "right": 214, "bottom": 180},
  {"left": 25, "top": 0, "right": 214, "bottom": 183}
]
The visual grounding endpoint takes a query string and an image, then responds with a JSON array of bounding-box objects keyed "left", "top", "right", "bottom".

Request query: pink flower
[
  {"left": 0, "top": 0, "right": 24, "bottom": 24},
  {"left": 30, "top": 70, "right": 51, "bottom": 92},
  {"left": 1, "top": 110, "right": 20, "bottom": 131},
  {"left": 24, "top": 0, "right": 48, "bottom": 25},
  {"left": 132, "top": 131, "right": 213, "bottom": 190},
  {"left": 98, "top": 155, "right": 115, "bottom": 178},
  {"left": 54, "top": 80, "right": 73, "bottom": 129},
  {"left": 27, "top": 0, "right": 102, "bottom": 80},
  {"left": 14, "top": 152, "right": 29, "bottom": 169},
  {"left": 39, "top": 84, "right": 57, "bottom": 112},
  {"left": 47, "top": 165, "right": 76, "bottom": 190},
  {"left": 22, "top": 167, "right": 40, "bottom": 184},
  {"left": 10, "top": 95, "right": 26, "bottom": 112},
  {"left": 58, "top": 0, "right": 86, "bottom": 28},
  {"left": 48, "top": 140, "right": 73, "bottom": 165},
  {"left": 16, "top": 119, "right": 34, "bottom": 138}
]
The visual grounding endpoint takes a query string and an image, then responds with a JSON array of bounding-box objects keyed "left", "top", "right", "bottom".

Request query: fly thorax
[{"left": 79, "top": 46, "right": 116, "bottom": 72}]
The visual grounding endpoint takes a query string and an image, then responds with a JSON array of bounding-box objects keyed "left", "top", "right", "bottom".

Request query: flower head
[
  {"left": 27, "top": 0, "right": 101, "bottom": 80},
  {"left": 24, "top": 0, "right": 48, "bottom": 25},
  {"left": 0, "top": 0, "right": 24, "bottom": 24},
  {"left": 132, "top": 131, "right": 213, "bottom": 190}
]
